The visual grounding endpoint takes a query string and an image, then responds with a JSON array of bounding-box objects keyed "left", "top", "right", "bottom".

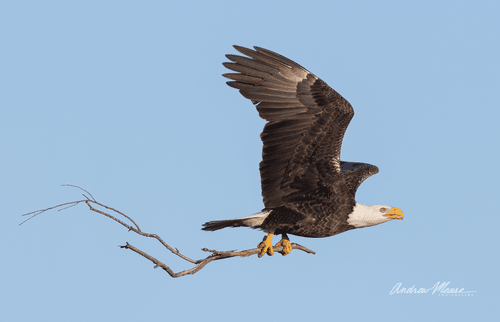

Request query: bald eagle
[{"left": 202, "top": 46, "right": 403, "bottom": 257}]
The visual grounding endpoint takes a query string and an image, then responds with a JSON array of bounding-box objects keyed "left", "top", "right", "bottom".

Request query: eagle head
[{"left": 347, "top": 204, "right": 404, "bottom": 228}]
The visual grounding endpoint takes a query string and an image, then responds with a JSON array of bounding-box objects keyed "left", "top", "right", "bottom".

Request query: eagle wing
[
  {"left": 340, "top": 162, "right": 379, "bottom": 197},
  {"left": 223, "top": 46, "right": 354, "bottom": 208}
]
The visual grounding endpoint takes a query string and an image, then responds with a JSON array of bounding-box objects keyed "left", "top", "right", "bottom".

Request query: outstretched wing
[
  {"left": 223, "top": 46, "right": 354, "bottom": 208},
  {"left": 340, "top": 162, "right": 379, "bottom": 197}
]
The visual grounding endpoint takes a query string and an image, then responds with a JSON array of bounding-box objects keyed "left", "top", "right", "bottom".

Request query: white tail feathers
[{"left": 202, "top": 210, "right": 271, "bottom": 231}]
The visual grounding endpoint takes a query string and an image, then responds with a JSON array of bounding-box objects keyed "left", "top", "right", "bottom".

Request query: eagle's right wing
[{"left": 223, "top": 46, "right": 354, "bottom": 208}]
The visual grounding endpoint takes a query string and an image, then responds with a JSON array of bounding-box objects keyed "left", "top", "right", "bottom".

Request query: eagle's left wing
[{"left": 340, "top": 161, "right": 379, "bottom": 197}]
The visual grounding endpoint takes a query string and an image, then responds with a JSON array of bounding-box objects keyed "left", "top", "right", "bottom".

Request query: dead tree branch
[{"left": 21, "top": 185, "right": 315, "bottom": 277}]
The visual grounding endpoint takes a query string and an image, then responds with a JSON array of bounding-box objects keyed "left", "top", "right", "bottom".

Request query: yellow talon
[
  {"left": 257, "top": 233, "right": 274, "bottom": 258},
  {"left": 275, "top": 236, "right": 292, "bottom": 256}
]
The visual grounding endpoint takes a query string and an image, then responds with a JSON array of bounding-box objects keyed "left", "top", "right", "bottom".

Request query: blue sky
[{"left": 2, "top": 1, "right": 499, "bottom": 321}]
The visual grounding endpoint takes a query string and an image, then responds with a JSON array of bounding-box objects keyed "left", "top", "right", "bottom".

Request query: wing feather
[
  {"left": 340, "top": 162, "right": 379, "bottom": 197},
  {"left": 223, "top": 46, "right": 355, "bottom": 208}
]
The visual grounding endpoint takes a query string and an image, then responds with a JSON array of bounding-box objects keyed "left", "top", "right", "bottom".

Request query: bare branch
[
  {"left": 20, "top": 200, "right": 87, "bottom": 225},
  {"left": 121, "top": 242, "right": 315, "bottom": 278},
  {"left": 21, "top": 186, "right": 315, "bottom": 277},
  {"left": 61, "top": 184, "right": 96, "bottom": 202}
]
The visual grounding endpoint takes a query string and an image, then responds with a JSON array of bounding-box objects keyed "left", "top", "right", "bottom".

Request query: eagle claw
[
  {"left": 275, "top": 238, "right": 292, "bottom": 256},
  {"left": 257, "top": 234, "right": 274, "bottom": 258}
]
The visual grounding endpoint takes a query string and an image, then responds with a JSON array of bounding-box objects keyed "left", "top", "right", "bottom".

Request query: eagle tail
[{"left": 202, "top": 210, "right": 271, "bottom": 231}]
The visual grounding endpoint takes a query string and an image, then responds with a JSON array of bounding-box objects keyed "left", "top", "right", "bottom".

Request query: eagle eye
[{"left": 379, "top": 207, "right": 386, "bottom": 213}]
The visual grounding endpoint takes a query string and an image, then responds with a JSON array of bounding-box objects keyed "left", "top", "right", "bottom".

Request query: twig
[{"left": 21, "top": 185, "right": 315, "bottom": 277}]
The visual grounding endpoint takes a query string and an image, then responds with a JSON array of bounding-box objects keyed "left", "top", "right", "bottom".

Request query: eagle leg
[
  {"left": 257, "top": 233, "right": 274, "bottom": 258},
  {"left": 275, "top": 233, "right": 292, "bottom": 256}
]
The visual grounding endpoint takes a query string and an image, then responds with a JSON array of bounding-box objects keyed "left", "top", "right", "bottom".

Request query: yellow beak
[{"left": 383, "top": 207, "right": 404, "bottom": 220}]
